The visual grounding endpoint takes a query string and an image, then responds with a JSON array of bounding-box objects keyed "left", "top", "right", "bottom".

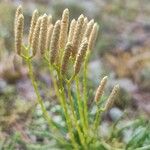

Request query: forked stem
[
  {"left": 26, "top": 58, "right": 54, "bottom": 128},
  {"left": 58, "top": 75, "right": 79, "bottom": 150},
  {"left": 83, "top": 52, "right": 90, "bottom": 129},
  {"left": 94, "top": 106, "right": 105, "bottom": 130},
  {"left": 67, "top": 82, "right": 87, "bottom": 149},
  {"left": 44, "top": 58, "right": 79, "bottom": 149},
  {"left": 75, "top": 75, "right": 87, "bottom": 136},
  {"left": 26, "top": 57, "right": 70, "bottom": 145}
]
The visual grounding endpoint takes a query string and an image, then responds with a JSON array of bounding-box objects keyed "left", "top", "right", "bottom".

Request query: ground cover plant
[{"left": 13, "top": 5, "right": 120, "bottom": 149}]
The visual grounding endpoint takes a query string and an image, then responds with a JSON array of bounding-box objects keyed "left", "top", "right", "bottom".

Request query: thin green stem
[
  {"left": 67, "top": 82, "right": 76, "bottom": 119},
  {"left": 94, "top": 106, "right": 104, "bottom": 130},
  {"left": 83, "top": 53, "right": 89, "bottom": 129},
  {"left": 60, "top": 96, "right": 79, "bottom": 149},
  {"left": 45, "top": 58, "right": 78, "bottom": 149},
  {"left": 67, "top": 82, "right": 87, "bottom": 149},
  {"left": 26, "top": 58, "right": 70, "bottom": 145},
  {"left": 75, "top": 76, "right": 87, "bottom": 135},
  {"left": 26, "top": 58, "right": 54, "bottom": 128},
  {"left": 59, "top": 77, "right": 79, "bottom": 150},
  {"left": 46, "top": 60, "right": 62, "bottom": 105}
]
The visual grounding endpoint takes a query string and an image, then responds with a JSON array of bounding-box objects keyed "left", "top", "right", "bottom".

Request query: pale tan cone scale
[
  {"left": 94, "top": 76, "right": 108, "bottom": 103},
  {"left": 46, "top": 24, "right": 54, "bottom": 51},
  {"left": 14, "top": 5, "right": 22, "bottom": 35},
  {"left": 68, "top": 19, "right": 76, "bottom": 42},
  {"left": 104, "top": 84, "right": 119, "bottom": 111},
  {"left": 50, "top": 20, "right": 61, "bottom": 64},
  {"left": 80, "top": 17, "right": 88, "bottom": 43},
  {"left": 72, "top": 14, "right": 84, "bottom": 58},
  {"left": 15, "top": 14, "right": 24, "bottom": 55},
  {"left": 61, "top": 42, "right": 73, "bottom": 75},
  {"left": 59, "top": 8, "right": 69, "bottom": 50},
  {"left": 74, "top": 39, "right": 88, "bottom": 75},
  {"left": 83, "top": 19, "right": 94, "bottom": 41},
  {"left": 88, "top": 23, "right": 99, "bottom": 51},
  {"left": 47, "top": 15, "right": 52, "bottom": 25},
  {"left": 28, "top": 9, "right": 39, "bottom": 46},
  {"left": 39, "top": 14, "right": 48, "bottom": 55},
  {"left": 31, "top": 17, "right": 42, "bottom": 57}
]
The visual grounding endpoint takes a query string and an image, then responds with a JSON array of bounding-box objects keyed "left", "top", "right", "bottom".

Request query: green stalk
[
  {"left": 83, "top": 53, "right": 89, "bottom": 129},
  {"left": 46, "top": 61, "right": 63, "bottom": 106},
  {"left": 58, "top": 74, "right": 79, "bottom": 150},
  {"left": 26, "top": 58, "right": 69, "bottom": 145},
  {"left": 44, "top": 59, "right": 78, "bottom": 149},
  {"left": 67, "top": 82, "right": 87, "bottom": 149},
  {"left": 67, "top": 82, "right": 76, "bottom": 118},
  {"left": 75, "top": 76, "right": 87, "bottom": 135},
  {"left": 47, "top": 62, "right": 79, "bottom": 149},
  {"left": 94, "top": 106, "right": 104, "bottom": 130},
  {"left": 18, "top": 43, "right": 69, "bottom": 143},
  {"left": 26, "top": 58, "right": 54, "bottom": 128}
]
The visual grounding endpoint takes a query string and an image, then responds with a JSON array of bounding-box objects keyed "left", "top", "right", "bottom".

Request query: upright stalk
[
  {"left": 26, "top": 58, "right": 53, "bottom": 128},
  {"left": 58, "top": 75, "right": 79, "bottom": 150},
  {"left": 94, "top": 107, "right": 104, "bottom": 130},
  {"left": 45, "top": 59, "right": 79, "bottom": 149},
  {"left": 75, "top": 75, "right": 87, "bottom": 135},
  {"left": 67, "top": 82, "right": 76, "bottom": 119},
  {"left": 27, "top": 57, "right": 75, "bottom": 145},
  {"left": 67, "top": 82, "right": 87, "bottom": 149},
  {"left": 83, "top": 52, "right": 90, "bottom": 129}
]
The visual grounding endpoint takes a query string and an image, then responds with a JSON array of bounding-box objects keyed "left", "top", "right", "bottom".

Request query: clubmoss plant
[{"left": 14, "top": 5, "right": 119, "bottom": 149}]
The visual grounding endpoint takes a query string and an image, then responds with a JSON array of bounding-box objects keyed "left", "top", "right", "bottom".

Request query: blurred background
[{"left": 0, "top": 0, "right": 150, "bottom": 149}]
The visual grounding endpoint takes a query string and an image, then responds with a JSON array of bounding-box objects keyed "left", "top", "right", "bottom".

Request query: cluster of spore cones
[{"left": 14, "top": 5, "right": 119, "bottom": 149}]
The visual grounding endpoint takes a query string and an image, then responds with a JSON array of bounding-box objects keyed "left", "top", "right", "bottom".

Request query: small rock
[
  {"left": 16, "top": 77, "right": 36, "bottom": 101},
  {"left": 109, "top": 78, "right": 138, "bottom": 92},
  {"left": 100, "top": 122, "right": 110, "bottom": 138},
  {"left": 0, "top": 79, "right": 7, "bottom": 93},
  {"left": 88, "top": 60, "right": 104, "bottom": 85},
  {"left": 109, "top": 107, "right": 123, "bottom": 121}
]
